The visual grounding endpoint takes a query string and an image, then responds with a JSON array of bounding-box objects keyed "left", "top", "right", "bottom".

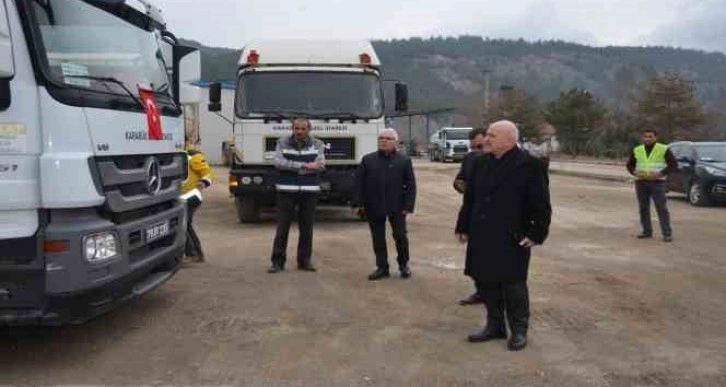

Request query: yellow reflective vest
[
  {"left": 633, "top": 143, "right": 668, "bottom": 181},
  {"left": 182, "top": 151, "right": 215, "bottom": 194}
]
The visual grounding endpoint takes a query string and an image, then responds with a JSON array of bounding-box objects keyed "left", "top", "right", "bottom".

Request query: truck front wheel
[{"left": 235, "top": 196, "right": 261, "bottom": 223}]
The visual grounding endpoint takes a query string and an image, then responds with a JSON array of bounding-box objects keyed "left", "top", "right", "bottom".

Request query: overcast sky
[{"left": 153, "top": 0, "right": 726, "bottom": 54}]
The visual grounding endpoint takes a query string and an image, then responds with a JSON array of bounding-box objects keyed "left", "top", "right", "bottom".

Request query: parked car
[{"left": 667, "top": 141, "right": 726, "bottom": 206}]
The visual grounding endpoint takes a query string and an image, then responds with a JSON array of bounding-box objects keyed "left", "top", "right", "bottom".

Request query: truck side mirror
[
  {"left": 176, "top": 48, "right": 201, "bottom": 105},
  {"left": 171, "top": 44, "right": 200, "bottom": 106},
  {"left": 208, "top": 82, "right": 222, "bottom": 112},
  {"left": 395, "top": 82, "right": 408, "bottom": 112}
]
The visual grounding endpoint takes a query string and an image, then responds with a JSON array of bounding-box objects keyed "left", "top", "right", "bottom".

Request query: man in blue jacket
[{"left": 354, "top": 128, "right": 417, "bottom": 280}]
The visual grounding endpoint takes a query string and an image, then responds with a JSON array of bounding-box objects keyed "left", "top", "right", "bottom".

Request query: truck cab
[
  {"left": 429, "top": 127, "right": 472, "bottom": 162},
  {"left": 208, "top": 39, "right": 407, "bottom": 222},
  {"left": 1, "top": 0, "right": 200, "bottom": 325}
]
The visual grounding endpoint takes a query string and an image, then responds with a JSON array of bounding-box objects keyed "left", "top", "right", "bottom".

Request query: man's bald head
[{"left": 484, "top": 120, "right": 519, "bottom": 157}]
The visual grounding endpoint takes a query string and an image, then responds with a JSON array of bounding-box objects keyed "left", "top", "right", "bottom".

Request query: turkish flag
[{"left": 139, "top": 87, "right": 163, "bottom": 140}]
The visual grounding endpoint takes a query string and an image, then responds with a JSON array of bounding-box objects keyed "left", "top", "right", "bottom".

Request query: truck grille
[
  {"left": 264, "top": 137, "right": 356, "bottom": 161},
  {"left": 453, "top": 145, "right": 468, "bottom": 154},
  {"left": 91, "top": 153, "right": 185, "bottom": 214}
]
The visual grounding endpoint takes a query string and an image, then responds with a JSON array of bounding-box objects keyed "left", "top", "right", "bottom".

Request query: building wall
[{"left": 198, "top": 88, "right": 235, "bottom": 165}]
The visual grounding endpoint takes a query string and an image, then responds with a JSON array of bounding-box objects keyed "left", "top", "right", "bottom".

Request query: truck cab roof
[{"left": 238, "top": 40, "right": 380, "bottom": 68}]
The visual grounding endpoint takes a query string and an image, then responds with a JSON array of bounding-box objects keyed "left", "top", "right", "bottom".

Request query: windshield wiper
[
  {"left": 153, "top": 82, "right": 170, "bottom": 95},
  {"left": 315, "top": 112, "right": 368, "bottom": 122},
  {"left": 249, "top": 110, "right": 315, "bottom": 121},
  {"left": 63, "top": 75, "right": 143, "bottom": 109}
]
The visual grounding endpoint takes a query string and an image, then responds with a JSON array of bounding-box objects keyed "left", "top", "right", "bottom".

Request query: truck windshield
[
  {"left": 444, "top": 131, "right": 471, "bottom": 140},
  {"left": 28, "top": 0, "right": 171, "bottom": 101},
  {"left": 696, "top": 144, "right": 726, "bottom": 162},
  {"left": 236, "top": 71, "right": 383, "bottom": 119}
]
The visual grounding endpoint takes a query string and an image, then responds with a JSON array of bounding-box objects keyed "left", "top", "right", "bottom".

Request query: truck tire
[
  {"left": 235, "top": 196, "right": 261, "bottom": 223},
  {"left": 688, "top": 181, "right": 712, "bottom": 207}
]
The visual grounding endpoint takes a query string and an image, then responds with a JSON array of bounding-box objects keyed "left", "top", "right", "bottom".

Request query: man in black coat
[
  {"left": 452, "top": 127, "right": 487, "bottom": 306},
  {"left": 453, "top": 127, "right": 487, "bottom": 195},
  {"left": 354, "top": 128, "right": 417, "bottom": 280},
  {"left": 455, "top": 120, "right": 551, "bottom": 351}
]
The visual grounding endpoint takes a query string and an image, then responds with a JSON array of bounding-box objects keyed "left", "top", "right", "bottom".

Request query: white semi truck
[
  {"left": 0, "top": 0, "right": 200, "bottom": 325},
  {"left": 208, "top": 40, "right": 408, "bottom": 222},
  {"left": 429, "top": 127, "right": 473, "bottom": 162}
]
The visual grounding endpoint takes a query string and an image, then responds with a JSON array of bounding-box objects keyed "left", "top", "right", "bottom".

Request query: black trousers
[
  {"left": 635, "top": 180, "right": 672, "bottom": 237},
  {"left": 368, "top": 213, "right": 410, "bottom": 270},
  {"left": 476, "top": 281, "right": 530, "bottom": 334},
  {"left": 185, "top": 198, "right": 204, "bottom": 258},
  {"left": 271, "top": 192, "right": 318, "bottom": 267}
]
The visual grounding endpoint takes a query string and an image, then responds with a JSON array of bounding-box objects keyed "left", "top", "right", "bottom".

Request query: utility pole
[
  {"left": 408, "top": 115, "right": 413, "bottom": 156},
  {"left": 481, "top": 69, "right": 491, "bottom": 127}
]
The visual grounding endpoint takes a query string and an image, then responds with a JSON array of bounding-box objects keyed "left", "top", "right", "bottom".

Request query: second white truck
[
  {"left": 208, "top": 39, "right": 408, "bottom": 222},
  {"left": 429, "top": 127, "right": 473, "bottom": 162}
]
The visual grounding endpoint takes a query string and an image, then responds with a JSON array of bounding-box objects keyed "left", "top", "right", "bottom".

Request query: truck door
[
  {"left": 1, "top": 0, "right": 44, "bottom": 311},
  {"left": 0, "top": 0, "right": 41, "bottom": 240}
]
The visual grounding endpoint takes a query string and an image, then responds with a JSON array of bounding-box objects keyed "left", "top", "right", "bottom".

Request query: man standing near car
[
  {"left": 354, "top": 128, "right": 417, "bottom": 280},
  {"left": 268, "top": 117, "right": 325, "bottom": 273},
  {"left": 626, "top": 129, "right": 678, "bottom": 242}
]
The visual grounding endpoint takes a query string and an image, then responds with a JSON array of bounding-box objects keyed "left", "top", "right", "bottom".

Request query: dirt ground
[{"left": 2, "top": 161, "right": 725, "bottom": 386}]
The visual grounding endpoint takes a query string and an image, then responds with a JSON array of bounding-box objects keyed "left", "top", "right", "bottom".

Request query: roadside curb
[{"left": 549, "top": 168, "right": 633, "bottom": 183}]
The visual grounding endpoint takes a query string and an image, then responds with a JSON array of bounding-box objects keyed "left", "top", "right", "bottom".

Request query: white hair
[
  {"left": 380, "top": 128, "right": 399, "bottom": 141},
  {"left": 490, "top": 120, "right": 519, "bottom": 143}
]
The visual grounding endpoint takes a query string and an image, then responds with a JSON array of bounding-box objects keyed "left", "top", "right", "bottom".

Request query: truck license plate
[{"left": 146, "top": 221, "right": 170, "bottom": 243}]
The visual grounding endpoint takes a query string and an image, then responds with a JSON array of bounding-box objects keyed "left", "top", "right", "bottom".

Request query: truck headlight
[
  {"left": 253, "top": 176, "right": 263, "bottom": 184},
  {"left": 83, "top": 232, "right": 119, "bottom": 262},
  {"left": 704, "top": 166, "right": 726, "bottom": 177},
  {"left": 241, "top": 176, "right": 252, "bottom": 185}
]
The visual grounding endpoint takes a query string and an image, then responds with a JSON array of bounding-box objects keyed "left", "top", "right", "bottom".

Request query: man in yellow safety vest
[
  {"left": 626, "top": 129, "right": 678, "bottom": 242},
  {"left": 182, "top": 143, "right": 215, "bottom": 262}
]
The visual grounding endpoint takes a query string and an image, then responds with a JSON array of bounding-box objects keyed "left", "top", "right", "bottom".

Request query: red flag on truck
[{"left": 139, "top": 87, "right": 163, "bottom": 140}]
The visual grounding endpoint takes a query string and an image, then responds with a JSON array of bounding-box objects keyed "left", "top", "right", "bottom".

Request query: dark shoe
[
  {"left": 368, "top": 268, "right": 390, "bottom": 281},
  {"left": 458, "top": 293, "right": 484, "bottom": 306},
  {"left": 507, "top": 333, "right": 527, "bottom": 351},
  {"left": 297, "top": 263, "right": 317, "bottom": 272},
  {"left": 663, "top": 236, "right": 673, "bottom": 242},
  {"left": 467, "top": 325, "right": 507, "bottom": 342},
  {"left": 636, "top": 233, "right": 653, "bottom": 239},
  {"left": 267, "top": 264, "right": 284, "bottom": 273},
  {"left": 399, "top": 265, "right": 411, "bottom": 279}
]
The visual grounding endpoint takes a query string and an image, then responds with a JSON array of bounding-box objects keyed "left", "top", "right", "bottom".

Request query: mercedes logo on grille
[{"left": 144, "top": 157, "right": 162, "bottom": 195}]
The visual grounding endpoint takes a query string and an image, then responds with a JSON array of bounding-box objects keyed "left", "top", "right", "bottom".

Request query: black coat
[
  {"left": 354, "top": 150, "right": 416, "bottom": 218},
  {"left": 455, "top": 147, "right": 551, "bottom": 283},
  {"left": 453, "top": 151, "right": 484, "bottom": 194}
]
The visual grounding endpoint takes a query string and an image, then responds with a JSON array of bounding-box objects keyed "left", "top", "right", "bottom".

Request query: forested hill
[{"left": 179, "top": 36, "right": 726, "bottom": 113}]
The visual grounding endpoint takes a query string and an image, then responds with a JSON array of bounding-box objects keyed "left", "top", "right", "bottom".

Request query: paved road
[{"left": 2, "top": 161, "right": 725, "bottom": 386}]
